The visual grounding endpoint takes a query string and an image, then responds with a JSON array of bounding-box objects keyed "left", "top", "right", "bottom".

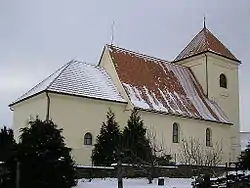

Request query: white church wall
[
  {"left": 11, "top": 93, "right": 47, "bottom": 141},
  {"left": 176, "top": 53, "right": 240, "bottom": 162},
  {"left": 99, "top": 46, "right": 133, "bottom": 109},
  {"left": 11, "top": 90, "right": 233, "bottom": 165},
  {"left": 207, "top": 54, "right": 240, "bottom": 162},
  {"left": 139, "top": 110, "right": 231, "bottom": 165},
  {"left": 48, "top": 93, "right": 130, "bottom": 165}
]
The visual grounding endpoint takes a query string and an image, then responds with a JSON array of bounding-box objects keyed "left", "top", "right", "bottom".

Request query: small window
[
  {"left": 84, "top": 132, "right": 92, "bottom": 145},
  {"left": 206, "top": 128, "right": 212, "bottom": 147},
  {"left": 220, "top": 74, "right": 227, "bottom": 88},
  {"left": 173, "top": 123, "right": 179, "bottom": 143}
]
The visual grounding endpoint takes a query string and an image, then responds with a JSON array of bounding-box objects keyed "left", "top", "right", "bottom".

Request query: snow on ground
[{"left": 74, "top": 178, "right": 193, "bottom": 188}]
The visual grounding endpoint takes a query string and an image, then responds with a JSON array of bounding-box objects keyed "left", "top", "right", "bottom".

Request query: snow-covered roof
[
  {"left": 175, "top": 27, "right": 239, "bottom": 62},
  {"left": 10, "top": 60, "right": 126, "bottom": 106},
  {"left": 108, "top": 45, "right": 231, "bottom": 124}
]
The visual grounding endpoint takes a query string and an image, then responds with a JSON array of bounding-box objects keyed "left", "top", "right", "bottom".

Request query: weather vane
[
  {"left": 203, "top": 16, "right": 206, "bottom": 28},
  {"left": 110, "top": 21, "right": 115, "bottom": 45}
]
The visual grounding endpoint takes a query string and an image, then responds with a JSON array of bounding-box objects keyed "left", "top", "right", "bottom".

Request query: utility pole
[
  {"left": 116, "top": 135, "right": 123, "bottom": 188},
  {"left": 91, "top": 150, "right": 94, "bottom": 181},
  {"left": 117, "top": 150, "right": 123, "bottom": 188},
  {"left": 16, "top": 160, "right": 20, "bottom": 188}
]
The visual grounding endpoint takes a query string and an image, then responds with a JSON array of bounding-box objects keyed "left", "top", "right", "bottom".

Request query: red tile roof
[
  {"left": 107, "top": 45, "right": 231, "bottom": 124},
  {"left": 175, "top": 27, "right": 239, "bottom": 62}
]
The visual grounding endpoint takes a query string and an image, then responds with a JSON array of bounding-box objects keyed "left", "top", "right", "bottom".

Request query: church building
[{"left": 9, "top": 25, "right": 241, "bottom": 165}]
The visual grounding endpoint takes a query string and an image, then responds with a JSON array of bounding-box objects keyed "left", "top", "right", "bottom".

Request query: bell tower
[{"left": 174, "top": 26, "right": 241, "bottom": 162}]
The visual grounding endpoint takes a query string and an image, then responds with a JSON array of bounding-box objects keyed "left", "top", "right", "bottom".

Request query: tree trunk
[
  {"left": 148, "top": 176, "right": 153, "bottom": 184},
  {"left": 148, "top": 163, "right": 154, "bottom": 184}
]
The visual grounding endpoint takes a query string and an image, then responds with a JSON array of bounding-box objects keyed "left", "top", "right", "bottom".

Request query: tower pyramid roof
[{"left": 175, "top": 27, "right": 239, "bottom": 62}]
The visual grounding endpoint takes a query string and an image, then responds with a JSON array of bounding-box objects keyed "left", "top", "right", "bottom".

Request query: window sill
[
  {"left": 83, "top": 145, "right": 94, "bottom": 148},
  {"left": 220, "top": 91, "right": 229, "bottom": 97}
]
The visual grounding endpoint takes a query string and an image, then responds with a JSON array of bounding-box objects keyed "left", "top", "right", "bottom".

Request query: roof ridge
[
  {"left": 205, "top": 28, "right": 238, "bottom": 60},
  {"left": 203, "top": 28, "right": 209, "bottom": 50},
  {"left": 10, "top": 59, "right": 126, "bottom": 106},
  {"left": 46, "top": 60, "right": 74, "bottom": 90},
  {"left": 73, "top": 60, "right": 99, "bottom": 68},
  {"left": 107, "top": 44, "right": 189, "bottom": 70},
  {"left": 107, "top": 44, "right": 170, "bottom": 64},
  {"left": 175, "top": 27, "right": 239, "bottom": 62},
  {"left": 72, "top": 60, "right": 106, "bottom": 72},
  {"left": 14, "top": 61, "right": 72, "bottom": 102},
  {"left": 174, "top": 28, "right": 205, "bottom": 61}
]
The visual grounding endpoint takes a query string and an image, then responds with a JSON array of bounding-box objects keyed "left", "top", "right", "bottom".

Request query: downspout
[
  {"left": 205, "top": 53, "right": 208, "bottom": 97},
  {"left": 45, "top": 91, "right": 50, "bottom": 121}
]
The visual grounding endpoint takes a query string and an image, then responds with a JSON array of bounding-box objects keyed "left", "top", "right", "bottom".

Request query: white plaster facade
[
  {"left": 10, "top": 28, "right": 241, "bottom": 166},
  {"left": 176, "top": 52, "right": 241, "bottom": 162}
]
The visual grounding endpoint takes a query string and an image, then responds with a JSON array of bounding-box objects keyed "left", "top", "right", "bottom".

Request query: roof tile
[
  {"left": 175, "top": 27, "right": 239, "bottom": 62},
  {"left": 10, "top": 60, "right": 126, "bottom": 105},
  {"left": 108, "top": 45, "right": 231, "bottom": 124}
]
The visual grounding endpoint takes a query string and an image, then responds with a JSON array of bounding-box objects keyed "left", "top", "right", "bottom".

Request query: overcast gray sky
[{"left": 0, "top": 0, "right": 249, "bottom": 131}]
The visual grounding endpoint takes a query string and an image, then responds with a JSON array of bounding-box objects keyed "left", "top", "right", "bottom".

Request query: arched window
[
  {"left": 84, "top": 132, "right": 92, "bottom": 145},
  {"left": 173, "top": 123, "right": 179, "bottom": 143},
  {"left": 206, "top": 128, "right": 212, "bottom": 147},
  {"left": 220, "top": 74, "right": 227, "bottom": 88}
]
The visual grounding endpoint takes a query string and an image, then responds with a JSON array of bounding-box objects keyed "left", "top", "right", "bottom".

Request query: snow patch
[
  {"left": 74, "top": 178, "right": 193, "bottom": 188},
  {"left": 76, "top": 165, "right": 114, "bottom": 169}
]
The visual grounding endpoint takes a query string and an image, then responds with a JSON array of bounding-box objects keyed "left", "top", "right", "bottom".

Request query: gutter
[
  {"left": 134, "top": 107, "right": 233, "bottom": 126},
  {"left": 205, "top": 53, "right": 208, "bottom": 97},
  {"left": 173, "top": 50, "right": 241, "bottom": 64},
  {"left": 45, "top": 91, "right": 51, "bottom": 121}
]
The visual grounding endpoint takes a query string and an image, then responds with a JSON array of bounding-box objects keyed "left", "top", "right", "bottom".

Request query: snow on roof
[
  {"left": 175, "top": 27, "right": 239, "bottom": 62},
  {"left": 108, "top": 45, "right": 231, "bottom": 124},
  {"left": 10, "top": 60, "right": 126, "bottom": 106}
]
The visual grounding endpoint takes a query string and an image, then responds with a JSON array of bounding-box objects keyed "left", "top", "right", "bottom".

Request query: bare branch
[{"left": 179, "top": 137, "right": 223, "bottom": 166}]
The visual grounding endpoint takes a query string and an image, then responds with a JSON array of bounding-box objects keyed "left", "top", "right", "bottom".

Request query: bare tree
[
  {"left": 124, "top": 128, "right": 171, "bottom": 184},
  {"left": 179, "top": 137, "right": 223, "bottom": 166},
  {"left": 145, "top": 128, "right": 172, "bottom": 183}
]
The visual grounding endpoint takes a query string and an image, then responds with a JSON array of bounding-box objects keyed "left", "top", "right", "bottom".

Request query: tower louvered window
[{"left": 220, "top": 74, "right": 227, "bottom": 88}]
